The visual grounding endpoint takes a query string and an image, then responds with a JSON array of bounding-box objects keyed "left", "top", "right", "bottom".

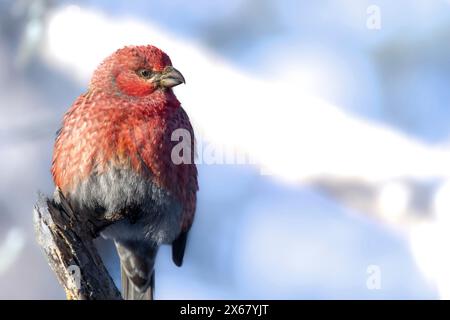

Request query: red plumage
[{"left": 51, "top": 45, "right": 198, "bottom": 299}]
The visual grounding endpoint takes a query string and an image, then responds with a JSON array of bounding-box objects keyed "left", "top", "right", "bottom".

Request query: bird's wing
[
  {"left": 172, "top": 230, "right": 188, "bottom": 267},
  {"left": 170, "top": 107, "right": 198, "bottom": 267}
]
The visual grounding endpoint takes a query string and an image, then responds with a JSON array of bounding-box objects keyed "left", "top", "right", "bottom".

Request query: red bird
[{"left": 51, "top": 45, "right": 198, "bottom": 299}]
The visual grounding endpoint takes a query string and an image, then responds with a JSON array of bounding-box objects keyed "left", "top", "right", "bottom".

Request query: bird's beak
[{"left": 159, "top": 66, "right": 185, "bottom": 88}]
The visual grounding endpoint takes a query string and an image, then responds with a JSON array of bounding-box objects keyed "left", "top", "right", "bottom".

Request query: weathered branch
[{"left": 33, "top": 189, "right": 122, "bottom": 300}]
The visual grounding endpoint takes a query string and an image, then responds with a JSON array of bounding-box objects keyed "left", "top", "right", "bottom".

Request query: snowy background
[{"left": 1, "top": 0, "right": 450, "bottom": 299}]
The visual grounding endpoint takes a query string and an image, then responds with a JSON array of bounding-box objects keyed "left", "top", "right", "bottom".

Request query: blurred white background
[{"left": 1, "top": 0, "right": 450, "bottom": 299}]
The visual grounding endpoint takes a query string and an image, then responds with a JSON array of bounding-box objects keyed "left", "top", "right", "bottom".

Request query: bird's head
[{"left": 90, "top": 45, "right": 185, "bottom": 97}]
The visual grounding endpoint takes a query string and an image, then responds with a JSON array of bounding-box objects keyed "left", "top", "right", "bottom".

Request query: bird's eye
[{"left": 137, "top": 69, "right": 153, "bottom": 79}]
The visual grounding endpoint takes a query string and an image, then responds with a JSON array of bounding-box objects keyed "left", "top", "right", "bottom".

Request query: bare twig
[{"left": 33, "top": 189, "right": 122, "bottom": 300}]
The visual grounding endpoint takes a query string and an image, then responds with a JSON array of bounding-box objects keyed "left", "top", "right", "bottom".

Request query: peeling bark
[{"left": 33, "top": 189, "right": 122, "bottom": 300}]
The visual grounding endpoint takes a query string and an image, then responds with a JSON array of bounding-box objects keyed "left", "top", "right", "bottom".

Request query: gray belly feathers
[{"left": 69, "top": 165, "right": 182, "bottom": 245}]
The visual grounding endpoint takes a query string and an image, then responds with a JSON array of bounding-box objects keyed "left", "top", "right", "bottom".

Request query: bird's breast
[{"left": 52, "top": 94, "right": 197, "bottom": 234}]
